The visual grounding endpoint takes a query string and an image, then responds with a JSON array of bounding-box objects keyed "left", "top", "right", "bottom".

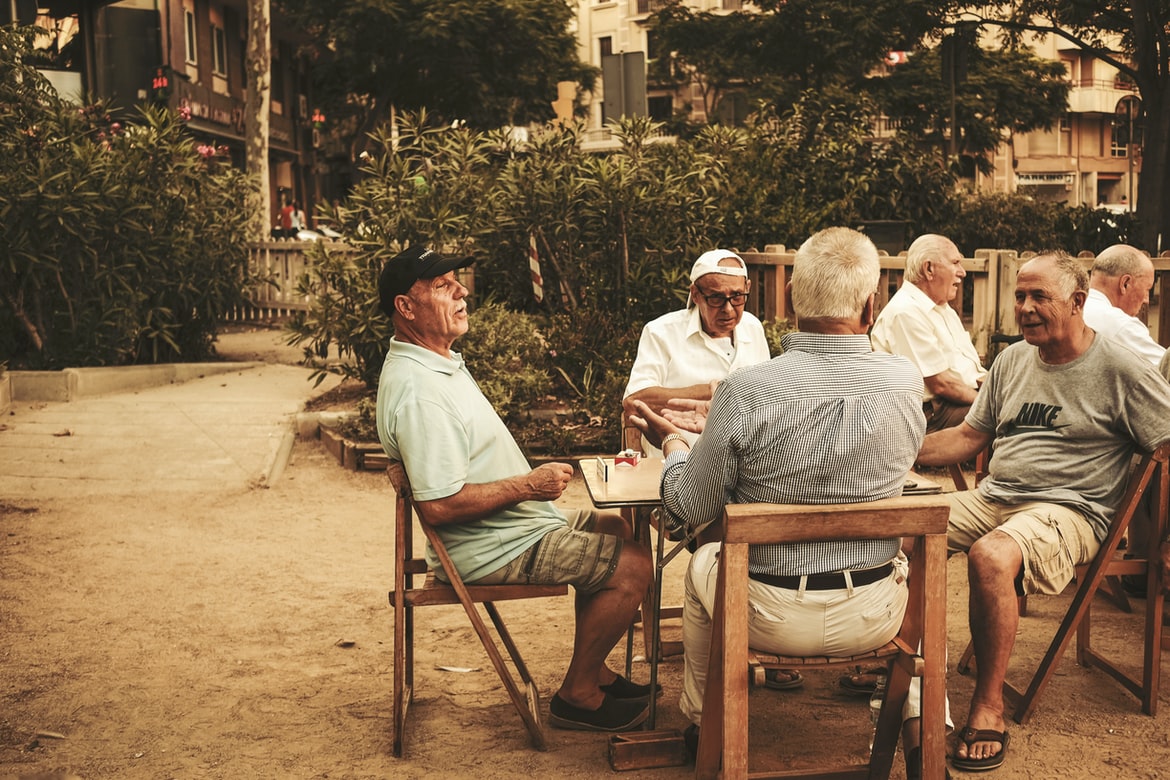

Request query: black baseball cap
[{"left": 378, "top": 245, "right": 474, "bottom": 316}]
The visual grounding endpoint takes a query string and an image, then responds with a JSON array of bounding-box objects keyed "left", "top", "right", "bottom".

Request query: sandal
[
  {"left": 763, "top": 668, "right": 804, "bottom": 690},
  {"left": 951, "top": 726, "right": 1009, "bottom": 771},
  {"left": 838, "top": 665, "right": 887, "bottom": 696}
]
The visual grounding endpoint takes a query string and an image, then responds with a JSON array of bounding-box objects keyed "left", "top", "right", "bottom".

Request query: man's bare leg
[
  {"left": 957, "top": 530, "right": 1022, "bottom": 763},
  {"left": 557, "top": 517, "right": 653, "bottom": 709}
]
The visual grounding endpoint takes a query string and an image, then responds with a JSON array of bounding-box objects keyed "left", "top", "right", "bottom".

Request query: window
[
  {"left": 648, "top": 95, "right": 673, "bottom": 121},
  {"left": 1111, "top": 118, "right": 1129, "bottom": 158},
  {"left": 212, "top": 25, "right": 227, "bottom": 77},
  {"left": 646, "top": 30, "right": 661, "bottom": 61},
  {"left": 599, "top": 36, "right": 612, "bottom": 59},
  {"left": 184, "top": 8, "right": 197, "bottom": 65}
]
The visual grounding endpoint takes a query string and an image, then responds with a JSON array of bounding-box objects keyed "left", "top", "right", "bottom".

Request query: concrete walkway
[{"left": 0, "top": 358, "right": 341, "bottom": 501}]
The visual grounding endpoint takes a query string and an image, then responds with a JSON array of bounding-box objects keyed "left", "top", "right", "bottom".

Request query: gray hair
[
  {"left": 904, "top": 234, "right": 958, "bottom": 284},
  {"left": 1092, "top": 244, "right": 1152, "bottom": 278},
  {"left": 1025, "top": 250, "right": 1088, "bottom": 299},
  {"left": 791, "top": 227, "right": 880, "bottom": 320}
]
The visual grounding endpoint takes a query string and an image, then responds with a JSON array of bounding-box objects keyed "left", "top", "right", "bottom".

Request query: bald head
[{"left": 1091, "top": 244, "right": 1154, "bottom": 317}]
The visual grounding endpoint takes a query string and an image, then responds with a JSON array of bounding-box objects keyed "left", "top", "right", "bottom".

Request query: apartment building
[
  {"left": 981, "top": 32, "right": 1140, "bottom": 210},
  {"left": 573, "top": 2, "right": 1141, "bottom": 209},
  {"left": 3, "top": 0, "right": 322, "bottom": 227}
]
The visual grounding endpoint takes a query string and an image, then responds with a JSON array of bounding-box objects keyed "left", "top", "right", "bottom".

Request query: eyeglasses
[{"left": 694, "top": 283, "right": 749, "bottom": 308}]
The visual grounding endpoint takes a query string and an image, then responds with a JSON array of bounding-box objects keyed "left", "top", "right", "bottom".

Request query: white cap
[{"left": 689, "top": 249, "right": 747, "bottom": 282}]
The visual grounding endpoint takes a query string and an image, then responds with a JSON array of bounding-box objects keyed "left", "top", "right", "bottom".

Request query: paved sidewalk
[{"left": 0, "top": 362, "right": 341, "bottom": 500}]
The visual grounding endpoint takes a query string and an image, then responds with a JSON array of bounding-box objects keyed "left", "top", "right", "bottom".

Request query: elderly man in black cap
[{"left": 373, "top": 245, "right": 655, "bottom": 733}]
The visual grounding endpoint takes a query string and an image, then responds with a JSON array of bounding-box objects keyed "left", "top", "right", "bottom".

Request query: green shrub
[
  {"left": 763, "top": 318, "right": 796, "bottom": 356},
  {"left": 459, "top": 302, "right": 553, "bottom": 420},
  {"left": 0, "top": 26, "right": 252, "bottom": 369}
]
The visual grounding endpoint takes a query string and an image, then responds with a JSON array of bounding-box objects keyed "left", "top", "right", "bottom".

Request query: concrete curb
[
  {"left": 6, "top": 362, "right": 262, "bottom": 404},
  {"left": 261, "top": 427, "right": 298, "bottom": 488}
]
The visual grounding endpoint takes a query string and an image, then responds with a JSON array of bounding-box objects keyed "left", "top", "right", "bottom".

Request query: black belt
[{"left": 749, "top": 562, "right": 894, "bottom": 591}]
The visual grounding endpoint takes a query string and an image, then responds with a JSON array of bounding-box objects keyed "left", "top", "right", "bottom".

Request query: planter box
[{"left": 319, "top": 425, "right": 385, "bottom": 472}]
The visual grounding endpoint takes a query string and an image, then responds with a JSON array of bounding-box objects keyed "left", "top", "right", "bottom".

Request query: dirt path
[{"left": 1, "top": 324, "right": 1167, "bottom": 778}]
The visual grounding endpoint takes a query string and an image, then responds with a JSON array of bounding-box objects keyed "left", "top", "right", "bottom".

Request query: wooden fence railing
[
  {"left": 740, "top": 245, "right": 1170, "bottom": 358},
  {"left": 233, "top": 241, "right": 1170, "bottom": 359},
  {"left": 225, "top": 240, "right": 356, "bottom": 321}
]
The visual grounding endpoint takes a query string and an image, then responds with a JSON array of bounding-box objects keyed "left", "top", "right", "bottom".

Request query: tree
[
  {"left": 649, "top": 0, "right": 953, "bottom": 117},
  {"left": 245, "top": 0, "right": 271, "bottom": 242},
  {"left": 276, "top": 0, "right": 597, "bottom": 159},
  {"left": 961, "top": 2, "right": 1170, "bottom": 251},
  {"left": 646, "top": 5, "right": 772, "bottom": 121},
  {"left": 869, "top": 45, "right": 1070, "bottom": 174}
]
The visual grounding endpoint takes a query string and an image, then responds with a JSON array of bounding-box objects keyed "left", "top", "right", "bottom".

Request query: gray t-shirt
[{"left": 968, "top": 334, "right": 1170, "bottom": 539}]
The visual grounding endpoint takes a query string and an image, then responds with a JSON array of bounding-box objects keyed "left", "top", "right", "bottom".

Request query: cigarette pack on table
[{"left": 615, "top": 449, "right": 641, "bottom": 467}]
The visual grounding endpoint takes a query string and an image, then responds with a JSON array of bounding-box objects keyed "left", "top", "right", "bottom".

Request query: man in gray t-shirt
[{"left": 918, "top": 251, "right": 1170, "bottom": 772}]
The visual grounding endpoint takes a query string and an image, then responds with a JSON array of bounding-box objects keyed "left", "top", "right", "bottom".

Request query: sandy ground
[{"left": 1, "top": 324, "right": 1168, "bottom": 779}]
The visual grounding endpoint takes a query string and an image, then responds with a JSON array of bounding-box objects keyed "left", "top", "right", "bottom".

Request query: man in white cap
[
  {"left": 621, "top": 249, "right": 800, "bottom": 691},
  {"left": 623, "top": 249, "right": 770, "bottom": 455}
]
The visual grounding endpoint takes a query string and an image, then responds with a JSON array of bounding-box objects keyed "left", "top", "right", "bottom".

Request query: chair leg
[
  {"left": 392, "top": 599, "right": 412, "bottom": 757},
  {"left": 477, "top": 601, "right": 549, "bottom": 750}
]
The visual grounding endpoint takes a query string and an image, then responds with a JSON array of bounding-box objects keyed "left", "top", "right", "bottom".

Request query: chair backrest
[
  {"left": 697, "top": 494, "right": 952, "bottom": 780},
  {"left": 387, "top": 460, "right": 425, "bottom": 593},
  {"left": 722, "top": 494, "right": 950, "bottom": 545}
]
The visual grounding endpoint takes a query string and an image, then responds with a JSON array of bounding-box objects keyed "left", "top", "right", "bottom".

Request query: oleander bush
[{"left": 0, "top": 26, "right": 253, "bottom": 369}]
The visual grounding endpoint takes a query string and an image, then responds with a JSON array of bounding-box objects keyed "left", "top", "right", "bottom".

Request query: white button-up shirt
[{"left": 870, "top": 283, "right": 986, "bottom": 401}]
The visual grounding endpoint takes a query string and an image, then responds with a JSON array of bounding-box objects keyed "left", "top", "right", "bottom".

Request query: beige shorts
[
  {"left": 947, "top": 491, "right": 1100, "bottom": 595},
  {"left": 469, "top": 508, "right": 622, "bottom": 595}
]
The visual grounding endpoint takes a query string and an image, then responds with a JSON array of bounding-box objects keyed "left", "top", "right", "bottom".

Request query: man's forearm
[
  {"left": 624, "top": 383, "right": 713, "bottom": 415},
  {"left": 917, "top": 422, "right": 991, "bottom": 467},
  {"left": 925, "top": 370, "right": 977, "bottom": 405},
  {"left": 417, "top": 464, "right": 570, "bottom": 526}
]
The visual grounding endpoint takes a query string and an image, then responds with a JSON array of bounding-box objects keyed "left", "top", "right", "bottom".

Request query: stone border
[{"left": 4, "top": 362, "right": 262, "bottom": 405}]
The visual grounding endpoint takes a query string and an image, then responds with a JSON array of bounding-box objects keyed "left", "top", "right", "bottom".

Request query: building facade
[
  {"left": 980, "top": 31, "right": 1140, "bottom": 210},
  {"left": 4, "top": 0, "right": 322, "bottom": 232}
]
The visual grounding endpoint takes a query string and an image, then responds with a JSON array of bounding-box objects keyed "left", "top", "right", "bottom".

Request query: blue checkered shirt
[{"left": 659, "top": 332, "right": 926, "bottom": 576}]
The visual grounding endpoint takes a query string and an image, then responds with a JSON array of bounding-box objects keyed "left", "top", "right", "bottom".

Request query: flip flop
[
  {"left": 951, "top": 726, "right": 1009, "bottom": 771},
  {"left": 763, "top": 669, "right": 804, "bottom": 690}
]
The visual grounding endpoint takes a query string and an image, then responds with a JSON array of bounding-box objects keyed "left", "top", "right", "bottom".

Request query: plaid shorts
[
  {"left": 947, "top": 491, "right": 1099, "bottom": 595},
  {"left": 469, "top": 508, "right": 623, "bottom": 595}
]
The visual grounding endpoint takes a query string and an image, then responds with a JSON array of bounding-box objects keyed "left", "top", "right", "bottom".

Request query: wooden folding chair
[
  {"left": 694, "top": 494, "right": 951, "bottom": 780},
  {"left": 387, "top": 461, "right": 568, "bottom": 757},
  {"left": 957, "top": 444, "right": 1170, "bottom": 724}
]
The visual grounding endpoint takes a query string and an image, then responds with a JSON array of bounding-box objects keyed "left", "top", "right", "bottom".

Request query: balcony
[
  {"left": 1067, "top": 79, "right": 1138, "bottom": 114},
  {"left": 633, "top": 0, "right": 672, "bottom": 15}
]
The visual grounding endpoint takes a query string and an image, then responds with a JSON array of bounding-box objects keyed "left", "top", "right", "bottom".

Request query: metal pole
[{"left": 1128, "top": 99, "right": 1137, "bottom": 211}]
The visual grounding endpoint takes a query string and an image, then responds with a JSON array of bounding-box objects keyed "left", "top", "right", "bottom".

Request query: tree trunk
[
  {"left": 1137, "top": 86, "right": 1170, "bottom": 253},
  {"left": 245, "top": 0, "right": 271, "bottom": 243}
]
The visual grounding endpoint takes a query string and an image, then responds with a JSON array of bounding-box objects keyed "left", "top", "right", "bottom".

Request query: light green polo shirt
[{"left": 376, "top": 338, "right": 566, "bottom": 582}]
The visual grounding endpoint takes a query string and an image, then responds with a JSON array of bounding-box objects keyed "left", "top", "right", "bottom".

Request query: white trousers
[{"left": 678, "top": 542, "right": 908, "bottom": 725}]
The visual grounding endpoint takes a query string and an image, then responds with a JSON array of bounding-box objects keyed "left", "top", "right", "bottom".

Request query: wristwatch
[{"left": 660, "top": 433, "right": 690, "bottom": 450}]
